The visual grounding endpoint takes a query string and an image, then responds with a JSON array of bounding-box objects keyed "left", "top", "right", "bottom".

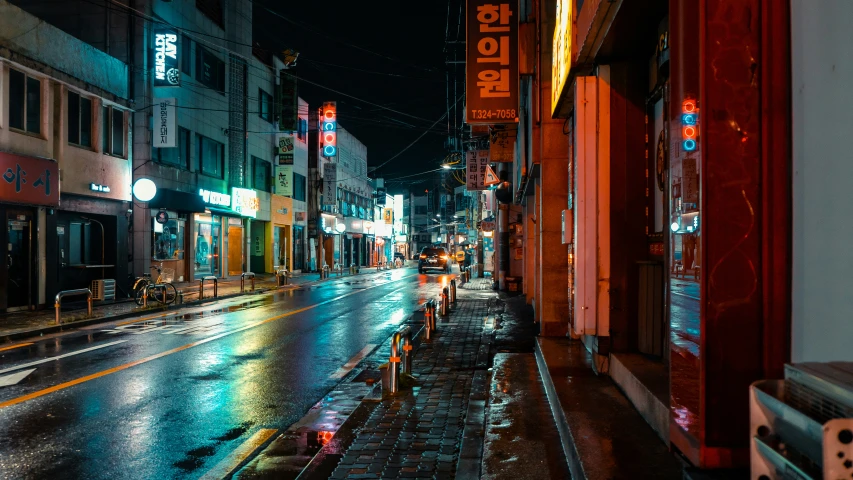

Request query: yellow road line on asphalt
[
  {"left": 199, "top": 428, "right": 278, "bottom": 480},
  {"left": 116, "top": 312, "right": 171, "bottom": 326},
  {"left": 0, "top": 343, "right": 33, "bottom": 353},
  {"left": 0, "top": 274, "right": 418, "bottom": 410}
]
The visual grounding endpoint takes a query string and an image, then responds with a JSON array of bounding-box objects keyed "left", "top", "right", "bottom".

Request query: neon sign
[
  {"left": 321, "top": 102, "right": 337, "bottom": 158},
  {"left": 199, "top": 188, "right": 231, "bottom": 207},
  {"left": 231, "top": 188, "right": 259, "bottom": 218},
  {"left": 682, "top": 99, "right": 698, "bottom": 152},
  {"left": 152, "top": 28, "right": 180, "bottom": 87}
]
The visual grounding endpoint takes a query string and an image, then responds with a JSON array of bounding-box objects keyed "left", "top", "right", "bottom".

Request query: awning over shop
[{"left": 148, "top": 188, "right": 207, "bottom": 213}]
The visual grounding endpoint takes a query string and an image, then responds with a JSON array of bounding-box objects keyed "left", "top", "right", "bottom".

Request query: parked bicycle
[{"left": 132, "top": 263, "right": 178, "bottom": 306}]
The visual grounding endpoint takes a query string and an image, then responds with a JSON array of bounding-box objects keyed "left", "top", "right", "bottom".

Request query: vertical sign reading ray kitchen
[
  {"left": 278, "top": 71, "right": 298, "bottom": 131},
  {"left": 275, "top": 165, "right": 293, "bottom": 197},
  {"left": 322, "top": 162, "right": 337, "bottom": 206},
  {"left": 153, "top": 28, "right": 180, "bottom": 87},
  {"left": 466, "top": 0, "right": 519, "bottom": 124},
  {"left": 154, "top": 98, "right": 177, "bottom": 148}
]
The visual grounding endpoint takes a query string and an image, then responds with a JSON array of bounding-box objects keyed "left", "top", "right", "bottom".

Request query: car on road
[
  {"left": 394, "top": 252, "right": 406, "bottom": 263},
  {"left": 418, "top": 247, "right": 451, "bottom": 274}
]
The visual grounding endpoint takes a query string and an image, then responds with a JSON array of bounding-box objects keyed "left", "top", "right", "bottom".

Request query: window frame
[
  {"left": 181, "top": 36, "right": 193, "bottom": 76},
  {"left": 198, "top": 134, "right": 224, "bottom": 178},
  {"left": 8, "top": 68, "right": 42, "bottom": 136},
  {"left": 67, "top": 90, "right": 93, "bottom": 148},
  {"left": 252, "top": 156, "right": 271, "bottom": 192},
  {"left": 101, "top": 104, "right": 126, "bottom": 157},
  {"left": 156, "top": 127, "right": 191, "bottom": 169},
  {"left": 196, "top": 45, "right": 225, "bottom": 93},
  {"left": 296, "top": 118, "right": 308, "bottom": 143},
  {"left": 258, "top": 88, "right": 273, "bottom": 123},
  {"left": 293, "top": 172, "right": 306, "bottom": 202}
]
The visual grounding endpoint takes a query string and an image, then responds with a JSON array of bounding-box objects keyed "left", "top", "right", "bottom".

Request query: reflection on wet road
[{"left": 0, "top": 268, "right": 454, "bottom": 479}]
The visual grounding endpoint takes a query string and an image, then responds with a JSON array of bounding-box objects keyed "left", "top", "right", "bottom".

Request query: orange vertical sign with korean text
[
  {"left": 0, "top": 152, "right": 59, "bottom": 207},
  {"left": 466, "top": 0, "right": 519, "bottom": 124}
]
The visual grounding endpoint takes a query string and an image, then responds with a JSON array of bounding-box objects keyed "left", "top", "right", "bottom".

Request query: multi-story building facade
[{"left": 0, "top": 0, "right": 131, "bottom": 311}]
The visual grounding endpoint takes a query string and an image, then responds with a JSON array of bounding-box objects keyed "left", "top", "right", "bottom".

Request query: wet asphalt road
[{"left": 0, "top": 267, "right": 454, "bottom": 479}]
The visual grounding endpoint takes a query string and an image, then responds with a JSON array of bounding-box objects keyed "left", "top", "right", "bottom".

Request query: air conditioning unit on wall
[
  {"left": 750, "top": 362, "right": 853, "bottom": 479},
  {"left": 91, "top": 279, "right": 116, "bottom": 301}
]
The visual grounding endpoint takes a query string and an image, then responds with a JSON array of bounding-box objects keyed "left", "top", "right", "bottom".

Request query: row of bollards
[{"left": 382, "top": 278, "right": 459, "bottom": 396}]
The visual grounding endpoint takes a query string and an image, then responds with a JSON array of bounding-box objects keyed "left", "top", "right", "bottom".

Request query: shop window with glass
[
  {"left": 194, "top": 214, "right": 221, "bottom": 278},
  {"left": 157, "top": 127, "right": 191, "bottom": 169},
  {"left": 67, "top": 91, "right": 92, "bottom": 147},
  {"left": 293, "top": 173, "right": 306, "bottom": 201},
  {"left": 252, "top": 156, "right": 270, "bottom": 191},
  {"left": 102, "top": 106, "right": 125, "bottom": 157},
  {"left": 259, "top": 89, "right": 272, "bottom": 123},
  {"left": 9, "top": 69, "right": 41, "bottom": 134},
  {"left": 196, "top": 45, "right": 225, "bottom": 92},
  {"left": 153, "top": 214, "right": 185, "bottom": 261},
  {"left": 198, "top": 134, "right": 224, "bottom": 178}
]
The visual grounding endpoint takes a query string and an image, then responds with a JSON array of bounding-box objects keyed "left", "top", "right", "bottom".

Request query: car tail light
[
  {"left": 440, "top": 255, "right": 448, "bottom": 260},
  {"left": 419, "top": 254, "right": 426, "bottom": 259}
]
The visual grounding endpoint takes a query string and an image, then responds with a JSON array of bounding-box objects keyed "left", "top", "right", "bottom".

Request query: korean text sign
[
  {"left": 466, "top": 0, "right": 519, "bottom": 124},
  {"left": 275, "top": 165, "right": 293, "bottom": 197},
  {"left": 0, "top": 152, "right": 59, "bottom": 207},
  {"left": 154, "top": 98, "right": 177, "bottom": 148},
  {"left": 322, "top": 162, "right": 337, "bottom": 206},
  {"left": 466, "top": 150, "right": 490, "bottom": 190}
]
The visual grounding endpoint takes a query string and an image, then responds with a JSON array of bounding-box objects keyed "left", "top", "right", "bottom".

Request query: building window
[
  {"left": 415, "top": 205, "right": 427, "bottom": 214},
  {"left": 293, "top": 172, "right": 306, "bottom": 201},
  {"left": 259, "top": 88, "right": 272, "bottom": 122},
  {"left": 157, "top": 127, "right": 191, "bottom": 168},
  {"left": 296, "top": 118, "right": 308, "bottom": 142},
  {"left": 198, "top": 134, "right": 224, "bottom": 178},
  {"left": 9, "top": 69, "right": 41, "bottom": 134},
  {"left": 182, "top": 36, "right": 193, "bottom": 76},
  {"left": 252, "top": 156, "right": 270, "bottom": 191},
  {"left": 196, "top": 46, "right": 225, "bottom": 92},
  {"left": 102, "top": 105, "right": 125, "bottom": 157},
  {"left": 196, "top": 0, "right": 224, "bottom": 28},
  {"left": 153, "top": 213, "right": 185, "bottom": 261},
  {"left": 67, "top": 91, "right": 92, "bottom": 147}
]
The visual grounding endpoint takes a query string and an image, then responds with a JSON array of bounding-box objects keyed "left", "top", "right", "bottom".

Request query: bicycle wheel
[
  {"left": 134, "top": 280, "right": 150, "bottom": 306},
  {"left": 162, "top": 283, "right": 178, "bottom": 305}
]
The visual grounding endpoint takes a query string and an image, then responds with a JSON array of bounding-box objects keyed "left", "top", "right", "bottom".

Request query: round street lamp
[
  {"left": 335, "top": 223, "right": 347, "bottom": 233},
  {"left": 132, "top": 178, "right": 157, "bottom": 202}
]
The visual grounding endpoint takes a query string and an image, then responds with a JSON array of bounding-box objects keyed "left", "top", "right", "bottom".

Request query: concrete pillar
[{"left": 538, "top": 117, "right": 569, "bottom": 336}]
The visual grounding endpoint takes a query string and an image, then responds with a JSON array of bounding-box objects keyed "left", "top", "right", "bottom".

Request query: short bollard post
[
  {"left": 449, "top": 279, "right": 457, "bottom": 304},
  {"left": 402, "top": 335, "right": 413, "bottom": 375},
  {"left": 424, "top": 301, "right": 435, "bottom": 341},
  {"left": 440, "top": 288, "right": 449, "bottom": 316}
]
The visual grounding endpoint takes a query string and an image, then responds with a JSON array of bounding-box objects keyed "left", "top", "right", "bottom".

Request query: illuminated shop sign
[
  {"left": 682, "top": 99, "right": 699, "bottom": 152},
  {"left": 231, "top": 188, "right": 260, "bottom": 218},
  {"left": 551, "top": 0, "right": 572, "bottom": 116},
  {"left": 199, "top": 188, "right": 231, "bottom": 207},
  {"left": 321, "top": 102, "right": 337, "bottom": 158},
  {"left": 466, "top": 0, "right": 519, "bottom": 124},
  {"left": 152, "top": 28, "right": 180, "bottom": 87}
]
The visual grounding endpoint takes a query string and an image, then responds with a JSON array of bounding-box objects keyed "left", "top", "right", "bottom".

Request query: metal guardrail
[
  {"left": 240, "top": 272, "right": 256, "bottom": 292},
  {"left": 200, "top": 276, "right": 218, "bottom": 299},
  {"left": 275, "top": 268, "right": 289, "bottom": 286},
  {"left": 55, "top": 288, "right": 93, "bottom": 325},
  {"left": 384, "top": 326, "right": 413, "bottom": 395},
  {"left": 320, "top": 265, "right": 330, "bottom": 279}
]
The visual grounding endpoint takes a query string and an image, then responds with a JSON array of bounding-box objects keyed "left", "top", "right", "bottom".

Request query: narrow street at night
[{"left": 0, "top": 268, "right": 448, "bottom": 479}]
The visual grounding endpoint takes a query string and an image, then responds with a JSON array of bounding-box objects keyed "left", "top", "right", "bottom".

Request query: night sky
[{"left": 254, "top": 0, "right": 463, "bottom": 188}]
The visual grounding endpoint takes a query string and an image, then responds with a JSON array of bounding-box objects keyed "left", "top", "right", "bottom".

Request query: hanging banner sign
[
  {"left": 275, "top": 165, "right": 293, "bottom": 197},
  {"left": 466, "top": 151, "right": 481, "bottom": 191},
  {"left": 152, "top": 28, "right": 180, "bottom": 87},
  {"left": 154, "top": 97, "right": 177, "bottom": 148},
  {"left": 466, "top": 0, "right": 519, "bottom": 124},
  {"left": 489, "top": 129, "right": 515, "bottom": 162},
  {"left": 383, "top": 208, "right": 393, "bottom": 225},
  {"left": 322, "top": 162, "right": 337, "bottom": 205},
  {"left": 278, "top": 71, "right": 298, "bottom": 131},
  {"left": 276, "top": 133, "right": 294, "bottom": 165}
]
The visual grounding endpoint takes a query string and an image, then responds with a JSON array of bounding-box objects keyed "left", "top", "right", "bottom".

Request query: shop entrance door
[
  {"left": 7, "top": 211, "right": 34, "bottom": 310},
  {"left": 227, "top": 226, "right": 243, "bottom": 276}
]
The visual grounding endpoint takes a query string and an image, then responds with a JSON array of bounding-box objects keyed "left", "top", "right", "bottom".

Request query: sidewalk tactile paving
[{"left": 329, "top": 288, "right": 494, "bottom": 480}]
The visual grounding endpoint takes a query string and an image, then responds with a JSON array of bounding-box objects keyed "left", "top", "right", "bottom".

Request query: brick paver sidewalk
[{"left": 328, "top": 279, "right": 496, "bottom": 479}]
